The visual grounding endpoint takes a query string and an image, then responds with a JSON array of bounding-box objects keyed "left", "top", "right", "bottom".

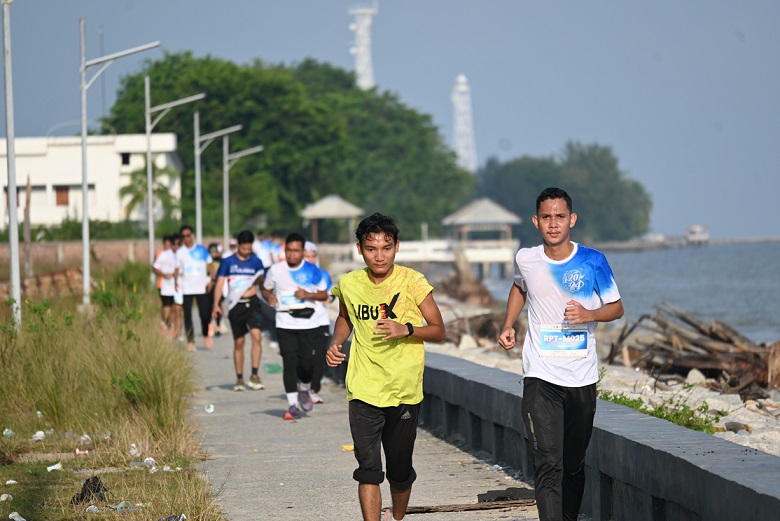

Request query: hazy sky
[{"left": 2, "top": 1, "right": 778, "bottom": 239}]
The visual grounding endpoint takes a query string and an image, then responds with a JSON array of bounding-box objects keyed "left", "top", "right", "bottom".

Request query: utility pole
[
  {"left": 349, "top": 1, "right": 378, "bottom": 90},
  {"left": 451, "top": 73, "right": 478, "bottom": 173}
]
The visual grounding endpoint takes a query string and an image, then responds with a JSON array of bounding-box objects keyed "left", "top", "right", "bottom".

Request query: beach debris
[
  {"left": 264, "top": 363, "right": 282, "bottom": 374},
  {"left": 439, "top": 249, "right": 495, "bottom": 307},
  {"left": 714, "top": 422, "right": 753, "bottom": 434},
  {"left": 108, "top": 501, "right": 138, "bottom": 513},
  {"left": 46, "top": 463, "right": 62, "bottom": 472},
  {"left": 9, "top": 511, "right": 26, "bottom": 521},
  {"left": 129, "top": 443, "right": 141, "bottom": 457},
  {"left": 341, "top": 444, "right": 354, "bottom": 451},
  {"left": 85, "top": 505, "right": 100, "bottom": 513},
  {"left": 204, "top": 404, "right": 215, "bottom": 413},
  {"left": 75, "top": 448, "right": 89, "bottom": 457},
  {"left": 608, "top": 302, "right": 780, "bottom": 398},
  {"left": 5, "top": 480, "right": 16, "bottom": 485},
  {"left": 158, "top": 515, "right": 187, "bottom": 521},
  {"left": 79, "top": 434, "right": 93, "bottom": 445},
  {"left": 31, "top": 431, "right": 44, "bottom": 441},
  {"left": 129, "top": 457, "right": 156, "bottom": 468},
  {"left": 35, "top": 411, "right": 43, "bottom": 419},
  {"left": 71, "top": 476, "right": 114, "bottom": 505},
  {"left": 0, "top": 494, "right": 12, "bottom": 502},
  {"left": 2, "top": 429, "right": 14, "bottom": 438}
]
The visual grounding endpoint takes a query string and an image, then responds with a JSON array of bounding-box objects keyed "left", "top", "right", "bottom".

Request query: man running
[
  {"left": 213, "top": 230, "right": 266, "bottom": 391},
  {"left": 152, "top": 235, "right": 176, "bottom": 333},
  {"left": 498, "top": 187, "right": 624, "bottom": 521},
  {"left": 326, "top": 213, "right": 445, "bottom": 521},
  {"left": 175, "top": 225, "right": 215, "bottom": 351},
  {"left": 262, "top": 233, "right": 328, "bottom": 420}
]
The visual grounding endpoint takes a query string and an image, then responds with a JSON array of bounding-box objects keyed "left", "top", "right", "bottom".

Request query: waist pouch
[{"left": 288, "top": 307, "right": 315, "bottom": 319}]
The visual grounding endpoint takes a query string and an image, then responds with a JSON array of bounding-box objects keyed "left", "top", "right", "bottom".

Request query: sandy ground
[{"left": 428, "top": 295, "right": 780, "bottom": 458}]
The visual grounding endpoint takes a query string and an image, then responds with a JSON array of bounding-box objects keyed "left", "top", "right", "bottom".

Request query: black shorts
[
  {"left": 160, "top": 294, "right": 174, "bottom": 307},
  {"left": 348, "top": 399, "right": 419, "bottom": 490},
  {"left": 228, "top": 297, "right": 264, "bottom": 339}
]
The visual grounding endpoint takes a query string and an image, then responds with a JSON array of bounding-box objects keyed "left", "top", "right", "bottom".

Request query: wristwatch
[{"left": 405, "top": 322, "right": 414, "bottom": 337}]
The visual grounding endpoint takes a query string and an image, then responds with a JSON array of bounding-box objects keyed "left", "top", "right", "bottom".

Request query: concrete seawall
[{"left": 422, "top": 352, "right": 780, "bottom": 520}]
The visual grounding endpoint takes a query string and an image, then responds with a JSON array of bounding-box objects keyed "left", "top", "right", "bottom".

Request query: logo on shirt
[
  {"left": 562, "top": 269, "right": 585, "bottom": 293},
  {"left": 352, "top": 292, "right": 400, "bottom": 320}
]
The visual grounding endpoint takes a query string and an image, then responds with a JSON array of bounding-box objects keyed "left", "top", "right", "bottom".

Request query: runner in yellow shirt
[{"left": 327, "top": 213, "right": 445, "bottom": 521}]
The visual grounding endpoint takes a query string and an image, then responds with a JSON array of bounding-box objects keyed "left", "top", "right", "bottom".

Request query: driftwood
[
  {"left": 439, "top": 249, "right": 494, "bottom": 307},
  {"left": 383, "top": 499, "right": 536, "bottom": 514},
  {"left": 609, "top": 302, "right": 779, "bottom": 394}
]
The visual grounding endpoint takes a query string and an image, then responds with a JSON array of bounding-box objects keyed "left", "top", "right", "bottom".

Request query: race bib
[
  {"left": 279, "top": 290, "right": 304, "bottom": 310},
  {"left": 539, "top": 323, "right": 588, "bottom": 358}
]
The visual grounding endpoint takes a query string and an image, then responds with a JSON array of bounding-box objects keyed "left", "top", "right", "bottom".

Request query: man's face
[
  {"left": 181, "top": 229, "right": 195, "bottom": 248},
  {"left": 163, "top": 240, "right": 172, "bottom": 250},
  {"left": 532, "top": 198, "right": 577, "bottom": 248},
  {"left": 303, "top": 250, "right": 318, "bottom": 264},
  {"left": 237, "top": 243, "right": 253, "bottom": 260},
  {"left": 285, "top": 241, "right": 304, "bottom": 267},
  {"left": 357, "top": 232, "right": 398, "bottom": 278},
  {"left": 171, "top": 240, "right": 180, "bottom": 252}
]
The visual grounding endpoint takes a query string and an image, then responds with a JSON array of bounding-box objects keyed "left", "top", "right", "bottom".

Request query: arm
[
  {"left": 375, "top": 293, "right": 445, "bottom": 341},
  {"left": 174, "top": 268, "right": 180, "bottom": 292},
  {"left": 498, "top": 283, "right": 527, "bottom": 350},
  {"left": 326, "top": 300, "right": 354, "bottom": 367},
  {"left": 564, "top": 299, "right": 624, "bottom": 324},
  {"left": 293, "top": 287, "right": 328, "bottom": 302},
  {"left": 261, "top": 287, "right": 277, "bottom": 307},
  {"left": 212, "top": 276, "right": 226, "bottom": 318}
]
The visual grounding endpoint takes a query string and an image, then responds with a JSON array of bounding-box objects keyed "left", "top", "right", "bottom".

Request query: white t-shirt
[
  {"left": 263, "top": 260, "right": 326, "bottom": 330},
  {"left": 176, "top": 244, "right": 212, "bottom": 295},
  {"left": 514, "top": 242, "right": 621, "bottom": 387},
  {"left": 153, "top": 249, "right": 177, "bottom": 296}
]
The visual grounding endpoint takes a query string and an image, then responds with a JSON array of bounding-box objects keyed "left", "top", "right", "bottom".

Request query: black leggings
[
  {"left": 522, "top": 377, "right": 597, "bottom": 521},
  {"left": 182, "top": 293, "right": 212, "bottom": 343},
  {"left": 276, "top": 328, "right": 319, "bottom": 393},
  {"left": 310, "top": 325, "right": 332, "bottom": 393}
]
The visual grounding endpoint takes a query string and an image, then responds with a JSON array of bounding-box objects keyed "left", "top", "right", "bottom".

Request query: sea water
[{"left": 482, "top": 241, "right": 780, "bottom": 344}]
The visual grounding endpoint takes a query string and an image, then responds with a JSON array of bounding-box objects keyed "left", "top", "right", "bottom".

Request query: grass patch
[{"left": 0, "top": 262, "right": 223, "bottom": 520}]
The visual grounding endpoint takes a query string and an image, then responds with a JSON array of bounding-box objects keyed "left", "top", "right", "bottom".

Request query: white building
[{"left": 0, "top": 134, "right": 182, "bottom": 227}]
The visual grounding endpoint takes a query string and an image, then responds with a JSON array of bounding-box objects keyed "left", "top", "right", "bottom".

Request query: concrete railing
[{"left": 421, "top": 352, "right": 780, "bottom": 521}]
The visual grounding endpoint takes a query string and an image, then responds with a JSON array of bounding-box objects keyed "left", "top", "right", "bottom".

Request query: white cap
[{"left": 304, "top": 241, "right": 317, "bottom": 253}]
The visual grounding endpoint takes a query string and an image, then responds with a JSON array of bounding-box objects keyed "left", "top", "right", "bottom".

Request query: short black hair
[
  {"left": 162, "top": 234, "right": 172, "bottom": 244},
  {"left": 237, "top": 230, "right": 255, "bottom": 245},
  {"left": 285, "top": 232, "right": 306, "bottom": 248},
  {"left": 536, "top": 187, "right": 572, "bottom": 213},
  {"left": 355, "top": 213, "right": 399, "bottom": 245},
  {"left": 179, "top": 224, "right": 194, "bottom": 235},
  {"left": 170, "top": 233, "right": 182, "bottom": 244}
]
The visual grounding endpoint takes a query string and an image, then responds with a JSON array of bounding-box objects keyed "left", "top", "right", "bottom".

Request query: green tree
[{"left": 118, "top": 159, "right": 179, "bottom": 222}]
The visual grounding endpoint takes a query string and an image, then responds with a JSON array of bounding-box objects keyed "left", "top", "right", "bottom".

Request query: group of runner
[{"left": 152, "top": 187, "right": 624, "bottom": 521}]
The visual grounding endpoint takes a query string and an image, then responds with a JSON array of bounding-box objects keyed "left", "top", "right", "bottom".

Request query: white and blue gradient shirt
[
  {"left": 176, "top": 244, "right": 212, "bottom": 295},
  {"left": 263, "top": 260, "right": 327, "bottom": 330},
  {"left": 514, "top": 242, "right": 621, "bottom": 387},
  {"left": 216, "top": 253, "right": 265, "bottom": 311}
]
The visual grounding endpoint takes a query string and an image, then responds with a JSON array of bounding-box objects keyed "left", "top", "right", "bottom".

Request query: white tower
[
  {"left": 451, "top": 74, "right": 478, "bottom": 173},
  {"left": 349, "top": 2, "right": 378, "bottom": 90}
]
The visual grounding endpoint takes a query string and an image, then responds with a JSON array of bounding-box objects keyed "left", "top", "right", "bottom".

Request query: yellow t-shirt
[{"left": 332, "top": 265, "right": 433, "bottom": 407}]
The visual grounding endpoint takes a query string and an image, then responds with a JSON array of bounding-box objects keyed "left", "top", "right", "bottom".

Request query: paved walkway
[{"left": 191, "top": 331, "right": 539, "bottom": 520}]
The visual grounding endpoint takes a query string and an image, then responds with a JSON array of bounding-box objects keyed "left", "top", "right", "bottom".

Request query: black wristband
[{"left": 405, "top": 322, "right": 414, "bottom": 337}]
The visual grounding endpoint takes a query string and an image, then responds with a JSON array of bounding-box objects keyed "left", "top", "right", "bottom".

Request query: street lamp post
[
  {"left": 193, "top": 118, "right": 241, "bottom": 244},
  {"left": 80, "top": 18, "right": 158, "bottom": 306},
  {"left": 2, "top": 0, "right": 20, "bottom": 326},
  {"left": 222, "top": 136, "right": 263, "bottom": 250},
  {"left": 145, "top": 76, "right": 205, "bottom": 278}
]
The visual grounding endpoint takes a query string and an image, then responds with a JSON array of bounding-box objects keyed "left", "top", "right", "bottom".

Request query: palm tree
[{"left": 119, "top": 158, "right": 180, "bottom": 222}]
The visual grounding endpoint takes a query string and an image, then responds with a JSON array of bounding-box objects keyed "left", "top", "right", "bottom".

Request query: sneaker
[
  {"left": 283, "top": 404, "right": 302, "bottom": 420},
  {"left": 310, "top": 391, "right": 324, "bottom": 404},
  {"left": 383, "top": 508, "right": 394, "bottom": 521},
  {"left": 234, "top": 379, "right": 246, "bottom": 392},
  {"left": 298, "top": 390, "right": 314, "bottom": 412},
  {"left": 204, "top": 337, "right": 213, "bottom": 349},
  {"left": 187, "top": 342, "right": 196, "bottom": 352},
  {"left": 248, "top": 374, "right": 265, "bottom": 390}
]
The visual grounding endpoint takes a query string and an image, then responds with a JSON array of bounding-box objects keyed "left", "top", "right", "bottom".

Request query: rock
[
  {"left": 458, "top": 334, "right": 478, "bottom": 350},
  {"left": 686, "top": 368, "right": 706, "bottom": 385}
]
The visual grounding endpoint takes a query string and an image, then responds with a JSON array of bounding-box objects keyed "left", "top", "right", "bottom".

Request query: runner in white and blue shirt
[{"left": 212, "top": 230, "right": 267, "bottom": 392}]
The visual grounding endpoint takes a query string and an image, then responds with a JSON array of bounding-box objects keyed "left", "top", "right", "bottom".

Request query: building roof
[
  {"left": 300, "top": 194, "right": 363, "bottom": 220},
  {"left": 442, "top": 197, "right": 522, "bottom": 226}
]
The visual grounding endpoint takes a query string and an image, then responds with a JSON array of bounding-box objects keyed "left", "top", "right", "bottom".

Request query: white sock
[
  {"left": 299, "top": 381, "right": 311, "bottom": 392},
  {"left": 286, "top": 392, "right": 299, "bottom": 407}
]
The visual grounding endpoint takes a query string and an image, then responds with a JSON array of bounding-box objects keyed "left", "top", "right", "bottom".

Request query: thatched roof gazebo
[
  {"left": 442, "top": 197, "right": 522, "bottom": 241},
  {"left": 300, "top": 194, "right": 363, "bottom": 243}
]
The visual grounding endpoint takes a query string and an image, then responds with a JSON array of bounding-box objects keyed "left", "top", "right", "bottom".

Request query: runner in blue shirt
[{"left": 213, "top": 230, "right": 266, "bottom": 392}]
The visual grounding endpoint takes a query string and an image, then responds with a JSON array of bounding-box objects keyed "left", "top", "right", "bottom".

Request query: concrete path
[{"left": 191, "top": 331, "right": 539, "bottom": 520}]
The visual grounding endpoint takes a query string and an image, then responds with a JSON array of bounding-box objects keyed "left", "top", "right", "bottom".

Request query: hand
[
  {"left": 206, "top": 280, "right": 214, "bottom": 293},
  {"left": 266, "top": 294, "right": 278, "bottom": 307},
  {"left": 212, "top": 307, "right": 221, "bottom": 320},
  {"left": 326, "top": 343, "right": 346, "bottom": 367},
  {"left": 498, "top": 326, "right": 516, "bottom": 350},
  {"left": 564, "top": 300, "right": 592, "bottom": 324},
  {"left": 374, "top": 319, "right": 408, "bottom": 340},
  {"left": 294, "top": 287, "right": 308, "bottom": 300}
]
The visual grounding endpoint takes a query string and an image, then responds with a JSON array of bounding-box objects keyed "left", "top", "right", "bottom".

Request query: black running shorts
[{"left": 227, "top": 297, "right": 264, "bottom": 339}]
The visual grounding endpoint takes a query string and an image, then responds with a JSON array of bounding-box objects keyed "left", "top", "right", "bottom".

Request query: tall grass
[{"left": 0, "top": 262, "right": 221, "bottom": 520}]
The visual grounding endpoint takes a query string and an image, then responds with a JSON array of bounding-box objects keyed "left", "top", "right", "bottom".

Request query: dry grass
[{"left": 0, "top": 262, "right": 223, "bottom": 520}]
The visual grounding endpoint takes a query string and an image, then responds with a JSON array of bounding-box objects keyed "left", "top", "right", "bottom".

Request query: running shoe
[
  {"left": 234, "top": 379, "right": 246, "bottom": 392},
  {"left": 248, "top": 374, "right": 265, "bottom": 390},
  {"left": 283, "top": 404, "right": 302, "bottom": 420},
  {"left": 310, "top": 391, "right": 324, "bottom": 404},
  {"left": 298, "top": 390, "right": 314, "bottom": 412},
  {"left": 383, "top": 508, "right": 394, "bottom": 521}
]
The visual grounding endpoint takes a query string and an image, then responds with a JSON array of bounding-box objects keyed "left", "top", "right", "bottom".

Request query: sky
[{"left": 1, "top": 0, "right": 779, "bottom": 239}]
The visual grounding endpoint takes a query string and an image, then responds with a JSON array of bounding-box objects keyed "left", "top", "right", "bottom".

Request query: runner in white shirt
[
  {"left": 152, "top": 235, "right": 176, "bottom": 333},
  {"left": 175, "top": 225, "right": 215, "bottom": 351},
  {"left": 262, "top": 233, "right": 328, "bottom": 420},
  {"left": 498, "top": 188, "right": 623, "bottom": 521}
]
